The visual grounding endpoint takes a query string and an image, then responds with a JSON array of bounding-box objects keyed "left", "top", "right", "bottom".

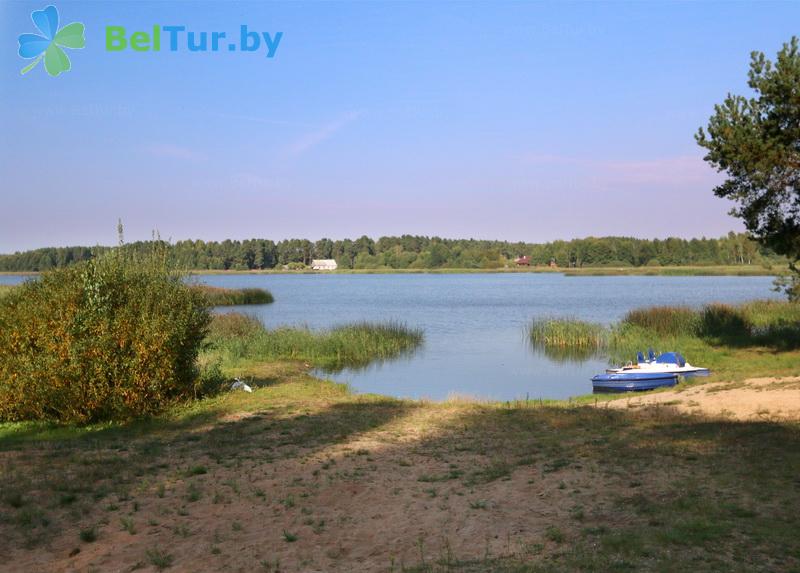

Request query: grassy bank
[
  {"left": 1, "top": 369, "right": 798, "bottom": 572},
  {"left": 562, "top": 264, "right": 782, "bottom": 276},
  {"left": 191, "top": 285, "right": 274, "bottom": 306},
  {"left": 203, "top": 312, "right": 424, "bottom": 374},
  {"left": 529, "top": 300, "right": 800, "bottom": 381},
  {"left": 0, "top": 283, "right": 273, "bottom": 306}
]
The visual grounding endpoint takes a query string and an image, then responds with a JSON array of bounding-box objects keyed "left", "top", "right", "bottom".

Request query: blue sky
[{"left": 1, "top": 1, "right": 798, "bottom": 252}]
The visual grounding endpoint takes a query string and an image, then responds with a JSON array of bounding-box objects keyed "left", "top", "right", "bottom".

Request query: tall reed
[
  {"left": 528, "top": 318, "right": 608, "bottom": 349},
  {"left": 622, "top": 306, "right": 700, "bottom": 336},
  {"left": 205, "top": 313, "right": 423, "bottom": 372},
  {"left": 191, "top": 285, "right": 274, "bottom": 306}
]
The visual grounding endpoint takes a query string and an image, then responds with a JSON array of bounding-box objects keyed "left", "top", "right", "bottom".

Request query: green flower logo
[{"left": 18, "top": 5, "right": 85, "bottom": 77}]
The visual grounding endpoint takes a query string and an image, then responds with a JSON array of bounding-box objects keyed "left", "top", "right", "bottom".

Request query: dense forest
[{"left": 0, "top": 233, "right": 782, "bottom": 272}]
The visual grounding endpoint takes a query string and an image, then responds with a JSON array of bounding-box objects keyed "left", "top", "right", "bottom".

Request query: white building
[{"left": 311, "top": 259, "right": 338, "bottom": 271}]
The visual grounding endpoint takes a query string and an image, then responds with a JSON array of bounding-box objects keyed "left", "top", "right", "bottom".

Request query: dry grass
[{"left": 1, "top": 366, "right": 798, "bottom": 572}]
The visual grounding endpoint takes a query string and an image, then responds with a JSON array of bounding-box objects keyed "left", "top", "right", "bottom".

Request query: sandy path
[{"left": 606, "top": 377, "right": 800, "bottom": 421}]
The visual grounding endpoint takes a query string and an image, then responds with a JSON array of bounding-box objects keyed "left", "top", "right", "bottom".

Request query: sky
[{"left": 1, "top": 1, "right": 798, "bottom": 253}]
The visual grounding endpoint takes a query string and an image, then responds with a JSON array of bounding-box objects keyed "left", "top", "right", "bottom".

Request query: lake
[{"left": 0, "top": 273, "right": 780, "bottom": 400}]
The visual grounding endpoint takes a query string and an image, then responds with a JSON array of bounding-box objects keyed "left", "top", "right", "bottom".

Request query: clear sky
[{"left": 1, "top": 1, "right": 798, "bottom": 252}]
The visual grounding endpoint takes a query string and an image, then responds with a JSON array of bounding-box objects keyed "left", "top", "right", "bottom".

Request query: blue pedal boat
[{"left": 591, "top": 371, "right": 678, "bottom": 392}]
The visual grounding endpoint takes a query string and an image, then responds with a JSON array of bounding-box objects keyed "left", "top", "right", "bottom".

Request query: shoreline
[{"left": 0, "top": 265, "right": 782, "bottom": 277}]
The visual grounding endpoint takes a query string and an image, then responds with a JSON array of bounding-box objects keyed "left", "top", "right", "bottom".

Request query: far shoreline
[{"left": 0, "top": 265, "right": 783, "bottom": 277}]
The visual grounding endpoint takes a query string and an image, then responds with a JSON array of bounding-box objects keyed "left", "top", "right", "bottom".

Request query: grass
[
  {"left": 204, "top": 312, "right": 424, "bottom": 373},
  {"left": 79, "top": 525, "right": 97, "bottom": 543},
  {"left": 527, "top": 318, "right": 608, "bottom": 362},
  {"left": 0, "top": 282, "right": 273, "bottom": 306},
  {"left": 622, "top": 305, "right": 700, "bottom": 336},
  {"left": 146, "top": 546, "right": 174, "bottom": 570},
  {"left": 529, "top": 300, "right": 800, "bottom": 381},
  {"left": 190, "top": 284, "right": 274, "bottom": 306},
  {"left": 562, "top": 264, "right": 783, "bottom": 276},
  {"left": 527, "top": 318, "right": 608, "bottom": 349}
]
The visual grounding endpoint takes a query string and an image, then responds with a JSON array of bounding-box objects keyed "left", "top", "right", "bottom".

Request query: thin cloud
[
  {"left": 522, "top": 153, "right": 719, "bottom": 187},
  {"left": 146, "top": 143, "right": 206, "bottom": 162},
  {"left": 214, "top": 112, "right": 312, "bottom": 128},
  {"left": 286, "top": 111, "right": 362, "bottom": 157}
]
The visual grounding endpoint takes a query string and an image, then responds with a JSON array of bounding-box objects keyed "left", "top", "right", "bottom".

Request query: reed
[
  {"left": 191, "top": 285, "right": 274, "bottom": 306},
  {"left": 528, "top": 318, "right": 608, "bottom": 349},
  {"left": 622, "top": 306, "right": 701, "bottom": 336},
  {"left": 529, "top": 300, "right": 800, "bottom": 368},
  {"left": 205, "top": 313, "right": 423, "bottom": 372}
]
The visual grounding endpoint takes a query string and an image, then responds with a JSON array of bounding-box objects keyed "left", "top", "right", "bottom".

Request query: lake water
[{"left": 0, "top": 273, "right": 780, "bottom": 400}]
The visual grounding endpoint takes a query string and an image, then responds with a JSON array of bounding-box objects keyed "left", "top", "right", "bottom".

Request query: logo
[
  {"left": 18, "top": 5, "right": 85, "bottom": 77},
  {"left": 104, "top": 26, "right": 282, "bottom": 57}
]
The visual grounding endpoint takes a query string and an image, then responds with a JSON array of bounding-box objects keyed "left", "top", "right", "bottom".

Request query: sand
[{"left": 606, "top": 376, "right": 800, "bottom": 421}]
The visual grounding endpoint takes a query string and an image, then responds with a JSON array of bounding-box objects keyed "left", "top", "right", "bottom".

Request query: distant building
[
  {"left": 311, "top": 259, "right": 338, "bottom": 271},
  {"left": 515, "top": 256, "right": 531, "bottom": 266}
]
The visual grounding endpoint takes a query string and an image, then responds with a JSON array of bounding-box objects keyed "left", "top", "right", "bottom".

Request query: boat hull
[
  {"left": 591, "top": 372, "right": 678, "bottom": 392},
  {"left": 605, "top": 365, "right": 710, "bottom": 377}
]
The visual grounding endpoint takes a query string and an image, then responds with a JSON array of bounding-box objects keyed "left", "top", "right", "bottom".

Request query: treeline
[{"left": 0, "top": 233, "right": 782, "bottom": 272}]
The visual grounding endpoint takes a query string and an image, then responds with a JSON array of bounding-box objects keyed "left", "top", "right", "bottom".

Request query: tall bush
[{"left": 0, "top": 245, "right": 211, "bottom": 423}]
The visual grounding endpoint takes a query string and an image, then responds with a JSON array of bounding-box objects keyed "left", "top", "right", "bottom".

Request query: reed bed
[
  {"left": 528, "top": 318, "right": 608, "bottom": 349},
  {"left": 531, "top": 300, "right": 800, "bottom": 366},
  {"left": 622, "top": 306, "right": 701, "bottom": 336},
  {"left": 205, "top": 312, "right": 423, "bottom": 372},
  {"left": 191, "top": 285, "right": 274, "bottom": 306}
]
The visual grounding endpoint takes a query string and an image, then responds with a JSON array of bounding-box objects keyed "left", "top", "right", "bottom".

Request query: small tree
[{"left": 696, "top": 37, "right": 800, "bottom": 299}]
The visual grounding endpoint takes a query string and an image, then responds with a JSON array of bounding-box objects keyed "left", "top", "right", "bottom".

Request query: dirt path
[{"left": 607, "top": 377, "right": 800, "bottom": 421}]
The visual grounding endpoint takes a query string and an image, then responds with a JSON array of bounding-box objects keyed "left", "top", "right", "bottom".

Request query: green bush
[{"left": 0, "top": 247, "right": 211, "bottom": 423}]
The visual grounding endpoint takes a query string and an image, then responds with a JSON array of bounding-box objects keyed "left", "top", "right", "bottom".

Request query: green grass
[
  {"left": 79, "top": 525, "right": 97, "bottom": 543},
  {"left": 146, "top": 546, "right": 174, "bottom": 570},
  {"left": 190, "top": 284, "right": 274, "bottom": 305},
  {"left": 528, "top": 318, "right": 608, "bottom": 349},
  {"left": 562, "top": 264, "right": 783, "bottom": 276},
  {"left": 529, "top": 300, "right": 800, "bottom": 381},
  {"left": 204, "top": 312, "right": 424, "bottom": 373},
  {"left": 527, "top": 318, "right": 608, "bottom": 362},
  {"left": 0, "top": 282, "right": 274, "bottom": 306},
  {"left": 618, "top": 300, "right": 800, "bottom": 348},
  {"left": 622, "top": 305, "right": 700, "bottom": 336}
]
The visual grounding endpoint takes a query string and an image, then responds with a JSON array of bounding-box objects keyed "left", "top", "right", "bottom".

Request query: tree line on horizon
[{"left": 0, "top": 232, "right": 783, "bottom": 272}]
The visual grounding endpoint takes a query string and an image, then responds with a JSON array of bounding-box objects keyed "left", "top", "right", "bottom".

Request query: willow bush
[{"left": 0, "top": 246, "right": 211, "bottom": 423}]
